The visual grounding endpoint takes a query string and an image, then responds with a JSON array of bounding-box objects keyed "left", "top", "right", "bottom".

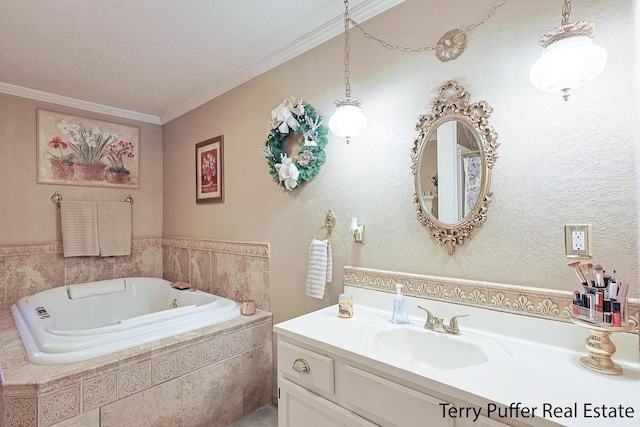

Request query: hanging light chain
[
  {"left": 348, "top": 0, "right": 506, "bottom": 53},
  {"left": 561, "top": 0, "right": 572, "bottom": 26},
  {"left": 343, "top": 0, "right": 352, "bottom": 98}
]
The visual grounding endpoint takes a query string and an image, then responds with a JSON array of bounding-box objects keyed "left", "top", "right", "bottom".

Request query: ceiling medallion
[{"left": 436, "top": 29, "right": 467, "bottom": 62}]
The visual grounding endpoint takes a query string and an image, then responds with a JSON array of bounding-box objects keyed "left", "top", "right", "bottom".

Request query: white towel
[
  {"left": 61, "top": 201, "right": 99, "bottom": 258},
  {"left": 67, "top": 278, "right": 126, "bottom": 300},
  {"left": 305, "top": 239, "right": 333, "bottom": 299},
  {"left": 97, "top": 201, "right": 132, "bottom": 257}
]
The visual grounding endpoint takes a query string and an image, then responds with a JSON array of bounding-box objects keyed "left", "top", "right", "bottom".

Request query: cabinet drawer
[
  {"left": 279, "top": 378, "right": 377, "bottom": 427},
  {"left": 278, "top": 340, "right": 335, "bottom": 395},
  {"left": 343, "top": 365, "right": 454, "bottom": 427}
]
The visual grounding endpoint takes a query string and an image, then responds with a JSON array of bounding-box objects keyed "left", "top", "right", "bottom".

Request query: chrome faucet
[{"left": 418, "top": 306, "right": 468, "bottom": 335}]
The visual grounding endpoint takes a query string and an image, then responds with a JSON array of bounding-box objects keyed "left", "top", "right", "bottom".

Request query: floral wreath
[{"left": 260, "top": 96, "right": 329, "bottom": 191}]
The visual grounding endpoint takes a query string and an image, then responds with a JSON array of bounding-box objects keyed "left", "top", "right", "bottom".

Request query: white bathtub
[{"left": 10, "top": 277, "right": 240, "bottom": 365}]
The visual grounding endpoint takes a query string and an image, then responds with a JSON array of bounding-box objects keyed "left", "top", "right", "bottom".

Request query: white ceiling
[{"left": 0, "top": 0, "right": 403, "bottom": 124}]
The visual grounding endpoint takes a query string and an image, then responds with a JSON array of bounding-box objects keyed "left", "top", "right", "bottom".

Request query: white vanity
[{"left": 274, "top": 286, "right": 639, "bottom": 427}]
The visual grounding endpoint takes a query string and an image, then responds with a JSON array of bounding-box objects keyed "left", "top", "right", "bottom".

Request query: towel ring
[
  {"left": 51, "top": 191, "right": 134, "bottom": 208},
  {"left": 314, "top": 210, "right": 336, "bottom": 240}
]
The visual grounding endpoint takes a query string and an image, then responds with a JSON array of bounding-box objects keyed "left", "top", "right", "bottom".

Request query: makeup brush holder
[{"left": 572, "top": 318, "right": 633, "bottom": 376}]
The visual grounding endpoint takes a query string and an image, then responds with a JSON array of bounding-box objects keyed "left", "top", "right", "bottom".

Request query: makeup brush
[
  {"left": 567, "top": 261, "right": 587, "bottom": 285},
  {"left": 593, "top": 264, "right": 604, "bottom": 288},
  {"left": 586, "top": 263, "right": 596, "bottom": 286},
  {"left": 579, "top": 263, "right": 593, "bottom": 287}
]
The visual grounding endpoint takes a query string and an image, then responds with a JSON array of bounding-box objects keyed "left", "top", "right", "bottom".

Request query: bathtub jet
[{"left": 10, "top": 277, "right": 241, "bottom": 365}]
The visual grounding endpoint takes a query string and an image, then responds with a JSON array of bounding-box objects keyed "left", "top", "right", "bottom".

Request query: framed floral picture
[
  {"left": 37, "top": 109, "right": 139, "bottom": 188},
  {"left": 196, "top": 135, "right": 224, "bottom": 204}
]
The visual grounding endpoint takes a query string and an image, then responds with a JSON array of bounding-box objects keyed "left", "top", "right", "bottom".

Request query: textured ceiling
[{"left": 0, "top": 0, "right": 402, "bottom": 124}]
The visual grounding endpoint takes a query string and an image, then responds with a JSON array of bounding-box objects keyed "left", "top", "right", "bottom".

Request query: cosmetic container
[
  {"left": 338, "top": 293, "right": 353, "bottom": 318},
  {"left": 603, "top": 300, "right": 612, "bottom": 325},
  {"left": 572, "top": 291, "right": 582, "bottom": 316}
]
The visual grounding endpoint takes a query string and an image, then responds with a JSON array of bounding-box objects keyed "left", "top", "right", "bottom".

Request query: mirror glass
[
  {"left": 411, "top": 80, "right": 498, "bottom": 255},
  {"left": 418, "top": 119, "right": 482, "bottom": 225}
]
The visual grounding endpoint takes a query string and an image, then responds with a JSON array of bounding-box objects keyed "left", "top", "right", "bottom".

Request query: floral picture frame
[
  {"left": 196, "top": 135, "right": 224, "bottom": 204},
  {"left": 37, "top": 109, "right": 139, "bottom": 188}
]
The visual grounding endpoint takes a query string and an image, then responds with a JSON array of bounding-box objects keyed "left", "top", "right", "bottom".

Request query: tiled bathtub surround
[
  {"left": 0, "top": 238, "right": 162, "bottom": 310},
  {"left": 0, "top": 309, "right": 273, "bottom": 427},
  {"left": 344, "top": 266, "right": 640, "bottom": 336},
  {"left": 0, "top": 237, "right": 271, "bottom": 313},
  {"left": 162, "top": 237, "right": 271, "bottom": 311}
]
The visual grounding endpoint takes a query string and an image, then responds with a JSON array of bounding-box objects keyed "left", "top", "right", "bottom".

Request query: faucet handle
[
  {"left": 418, "top": 305, "right": 442, "bottom": 329},
  {"left": 417, "top": 305, "right": 432, "bottom": 317},
  {"left": 447, "top": 314, "right": 469, "bottom": 335}
]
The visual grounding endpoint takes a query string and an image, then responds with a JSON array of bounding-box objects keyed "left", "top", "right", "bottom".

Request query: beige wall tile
[
  {"left": 223, "top": 331, "right": 244, "bottom": 359},
  {"left": 203, "top": 336, "right": 225, "bottom": 366},
  {"left": 114, "top": 244, "right": 162, "bottom": 278},
  {"left": 65, "top": 256, "right": 115, "bottom": 285},
  {"left": 242, "top": 345, "right": 272, "bottom": 416},
  {"left": 101, "top": 376, "right": 183, "bottom": 427},
  {"left": 162, "top": 246, "right": 189, "bottom": 283},
  {"left": 3, "top": 397, "right": 38, "bottom": 427},
  {"left": 182, "top": 356, "right": 243, "bottom": 427},
  {"left": 117, "top": 360, "right": 151, "bottom": 399},
  {"left": 151, "top": 350, "right": 180, "bottom": 386},
  {"left": 50, "top": 408, "right": 99, "bottom": 427},
  {"left": 82, "top": 370, "right": 117, "bottom": 412},
  {"left": 179, "top": 343, "right": 204, "bottom": 375},
  {"left": 5, "top": 253, "right": 65, "bottom": 305},
  {"left": 189, "top": 249, "right": 211, "bottom": 291},
  {"left": 39, "top": 384, "right": 81, "bottom": 427}
]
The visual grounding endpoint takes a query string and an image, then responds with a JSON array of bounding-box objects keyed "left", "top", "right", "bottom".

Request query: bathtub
[{"left": 10, "top": 277, "right": 241, "bottom": 365}]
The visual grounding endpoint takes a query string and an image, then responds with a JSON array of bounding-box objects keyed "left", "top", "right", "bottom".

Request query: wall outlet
[{"left": 565, "top": 224, "right": 593, "bottom": 258}]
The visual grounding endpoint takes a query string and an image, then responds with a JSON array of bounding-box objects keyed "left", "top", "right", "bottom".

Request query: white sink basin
[{"left": 364, "top": 322, "right": 511, "bottom": 371}]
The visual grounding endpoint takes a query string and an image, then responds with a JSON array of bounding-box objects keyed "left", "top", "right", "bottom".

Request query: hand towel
[
  {"left": 305, "top": 239, "right": 333, "bottom": 299},
  {"left": 97, "top": 201, "right": 132, "bottom": 256},
  {"left": 61, "top": 201, "right": 99, "bottom": 258}
]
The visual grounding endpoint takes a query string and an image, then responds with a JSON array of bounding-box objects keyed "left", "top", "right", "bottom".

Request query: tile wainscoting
[
  {"left": 162, "top": 237, "right": 270, "bottom": 311},
  {"left": 0, "top": 238, "right": 163, "bottom": 310},
  {"left": 0, "top": 237, "right": 271, "bottom": 312},
  {"left": 344, "top": 266, "right": 640, "bottom": 336},
  {"left": 0, "top": 310, "right": 273, "bottom": 427}
]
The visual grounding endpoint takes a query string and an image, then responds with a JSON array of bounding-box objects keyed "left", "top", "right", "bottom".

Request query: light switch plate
[{"left": 565, "top": 224, "right": 593, "bottom": 258}]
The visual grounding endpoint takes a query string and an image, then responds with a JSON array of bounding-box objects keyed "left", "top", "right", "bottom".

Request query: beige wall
[
  {"left": 1, "top": 1, "right": 634, "bottom": 326},
  {"left": 0, "top": 95, "right": 163, "bottom": 243},
  {"left": 163, "top": 0, "right": 638, "bottom": 324}
]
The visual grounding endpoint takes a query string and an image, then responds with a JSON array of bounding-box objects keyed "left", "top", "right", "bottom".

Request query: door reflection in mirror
[{"left": 420, "top": 120, "right": 481, "bottom": 224}]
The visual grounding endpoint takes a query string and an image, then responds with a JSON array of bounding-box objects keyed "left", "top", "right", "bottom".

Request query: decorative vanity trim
[
  {"left": 343, "top": 266, "right": 639, "bottom": 335},
  {"left": 161, "top": 236, "right": 270, "bottom": 258}
]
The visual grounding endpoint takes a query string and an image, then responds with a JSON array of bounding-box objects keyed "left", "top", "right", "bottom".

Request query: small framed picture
[{"left": 195, "top": 135, "right": 224, "bottom": 204}]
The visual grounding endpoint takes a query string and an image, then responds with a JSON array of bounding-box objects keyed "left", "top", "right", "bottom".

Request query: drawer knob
[{"left": 292, "top": 358, "right": 310, "bottom": 374}]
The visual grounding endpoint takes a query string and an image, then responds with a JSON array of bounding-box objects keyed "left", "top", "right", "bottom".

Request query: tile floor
[{"left": 229, "top": 404, "right": 278, "bottom": 427}]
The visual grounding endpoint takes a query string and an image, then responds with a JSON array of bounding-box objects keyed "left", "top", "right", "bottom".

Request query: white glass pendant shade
[
  {"left": 329, "top": 103, "right": 368, "bottom": 140},
  {"left": 530, "top": 36, "right": 607, "bottom": 100}
]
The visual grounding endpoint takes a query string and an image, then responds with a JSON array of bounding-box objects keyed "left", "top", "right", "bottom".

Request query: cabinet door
[
  {"left": 343, "top": 365, "right": 455, "bottom": 427},
  {"left": 279, "top": 378, "right": 377, "bottom": 427}
]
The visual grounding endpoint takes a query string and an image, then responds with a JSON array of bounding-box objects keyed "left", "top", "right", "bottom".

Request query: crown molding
[
  {"left": 0, "top": 0, "right": 403, "bottom": 126},
  {"left": 0, "top": 82, "right": 162, "bottom": 124},
  {"left": 159, "top": 0, "right": 404, "bottom": 124}
]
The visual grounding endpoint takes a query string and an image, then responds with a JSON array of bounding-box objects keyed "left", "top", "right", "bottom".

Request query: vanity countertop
[{"left": 274, "top": 288, "right": 640, "bottom": 427}]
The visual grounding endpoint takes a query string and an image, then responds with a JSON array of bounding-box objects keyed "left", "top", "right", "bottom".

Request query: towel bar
[{"left": 51, "top": 191, "right": 134, "bottom": 208}]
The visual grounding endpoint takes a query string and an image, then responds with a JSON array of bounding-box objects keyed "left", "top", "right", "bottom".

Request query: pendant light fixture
[
  {"left": 529, "top": 0, "right": 607, "bottom": 101},
  {"left": 329, "top": 0, "right": 367, "bottom": 143}
]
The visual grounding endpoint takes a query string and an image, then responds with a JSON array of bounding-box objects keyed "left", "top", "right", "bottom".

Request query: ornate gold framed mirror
[{"left": 411, "top": 81, "right": 499, "bottom": 254}]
